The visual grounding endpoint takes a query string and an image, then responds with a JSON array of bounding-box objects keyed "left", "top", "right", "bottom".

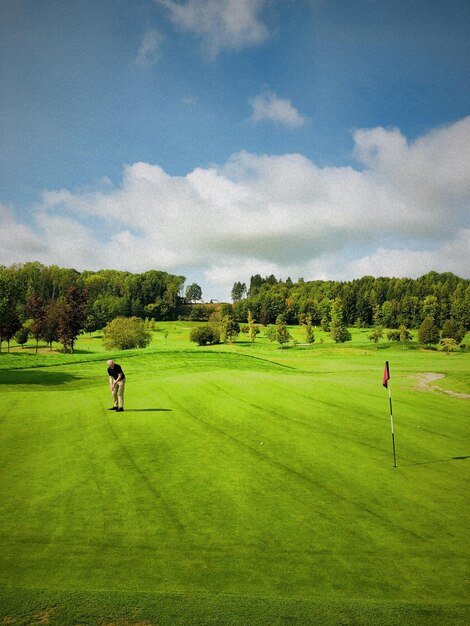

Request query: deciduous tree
[
  {"left": 231, "top": 282, "right": 247, "bottom": 302},
  {"left": 58, "top": 286, "right": 88, "bottom": 353},
  {"left": 220, "top": 314, "right": 240, "bottom": 344},
  {"left": 247, "top": 309, "right": 259, "bottom": 342},
  {"left": 42, "top": 300, "right": 61, "bottom": 350},
  {"left": 185, "top": 283, "right": 202, "bottom": 303},
  {"left": 275, "top": 315, "right": 291, "bottom": 349},
  {"left": 26, "top": 294, "right": 46, "bottom": 354}
]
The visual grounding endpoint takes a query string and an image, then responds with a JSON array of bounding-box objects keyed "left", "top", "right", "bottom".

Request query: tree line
[
  {"left": 1, "top": 262, "right": 469, "bottom": 352},
  {"left": 188, "top": 271, "right": 469, "bottom": 350},
  {"left": 0, "top": 262, "right": 185, "bottom": 352},
  {"left": 227, "top": 272, "right": 470, "bottom": 330}
]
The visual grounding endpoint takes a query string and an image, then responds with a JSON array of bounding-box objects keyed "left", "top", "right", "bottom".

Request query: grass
[{"left": 0, "top": 323, "right": 469, "bottom": 624}]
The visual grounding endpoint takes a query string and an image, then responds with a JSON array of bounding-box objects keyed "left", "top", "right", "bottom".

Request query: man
[{"left": 107, "top": 359, "right": 125, "bottom": 411}]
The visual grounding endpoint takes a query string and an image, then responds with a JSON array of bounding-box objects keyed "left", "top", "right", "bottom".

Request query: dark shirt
[{"left": 108, "top": 363, "right": 125, "bottom": 380}]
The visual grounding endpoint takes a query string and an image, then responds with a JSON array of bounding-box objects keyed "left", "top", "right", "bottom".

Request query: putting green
[{"left": 0, "top": 329, "right": 469, "bottom": 624}]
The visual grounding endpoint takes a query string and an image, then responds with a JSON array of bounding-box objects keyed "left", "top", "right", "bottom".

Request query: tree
[
  {"left": 399, "top": 325, "right": 413, "bottom": 346},
  {"left": 319, "top": 298, "right": 331, "bottom": 332},
  {"left": 185, "top": 283, "right": 202, "bottom": 303},
  {"left": 189, "top": 305, "right": 212, "bottom": 321},
  {"left": 231, "top": 281, "right": 247, "bottom": 302},
  {"left": 330, "top": 323, "right": 352, "bottom": 343},
  {"left": 220, "top": 303, "right": 234, "bottom": 318},
  {"left": 220, "top": 314, "right": 240, "bottom": 343},
  {"left": 275, "top": 315, "right": 291, "bottom": 349},
  {"left": 381, "top": 300, "right": 399, "bottom": 328},
  {"left": 388, "top": 325, "right": 413, "bottom": 348},
  {"left": 305, "top": 314, "right": 315, "bottom": 345},
  {"left": 247, "top": 310, "right": 259, "bottom": 342},
  {"left": 265, "top": 325, "right": 277, "bottom": 342},
  {"left": 26, "top": 294, "right": 46, "bottom": 354},
  {"left": 248, "top": 274, "right": 264, "bottom": 297},
  {"left": 418, "top": 316, "right": 439, "bottom": 347},
  {"left": 15, "top": 325, "right": 30, "bottom": 349},
  {"left": 41, "top": 300, "right": 61, "bottom": 350},
  {"left": 91, "top": 295, "right": 127, "bottom": 328},
  {"left": 0, "top": 306, "right": 20, "bottom": 353},
  {"left": 421, "top": 295, "right": 438, "bottom": 321},
  {"left": 58, "top": 286, "right": 88, "bottom": 353},
  {"left": 330, "top": 298, "right": 351, "bottom": 343},
  {"left": 0, "top": 269, "right": 21, "bottom": 352},
  {"left": 441, "top": 319, "right": 465, "bottom": 344},
  {"left": 189, "top": 324, "right": 220, "bottom": 346},
  {"left": 400, "top": 295, "right": 420, "bottom": 328},
  {"left": 103, "top": 316, "right": 152, "bottom": 350}
]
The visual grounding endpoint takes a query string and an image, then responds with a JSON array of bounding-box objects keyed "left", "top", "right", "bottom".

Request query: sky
[{"left": 1, "top": 0, "right": 469, "bottom": 301}]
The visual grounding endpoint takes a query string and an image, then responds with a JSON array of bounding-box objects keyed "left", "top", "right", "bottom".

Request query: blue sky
[{"left": 1, "top": 0, "right": 469, "bottom": 299}]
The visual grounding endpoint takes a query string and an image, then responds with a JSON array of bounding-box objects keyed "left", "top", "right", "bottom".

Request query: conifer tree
[
  {"left": 418, "top": 316, "right": 439, "bottom": 347},
  {"left": 305, "top": 313, "right": 315, "bottom": 345}
]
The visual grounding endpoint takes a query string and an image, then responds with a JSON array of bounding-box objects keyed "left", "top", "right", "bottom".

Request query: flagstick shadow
[{"left": 401, "top": 455, "right": 470, "bottom": 467}]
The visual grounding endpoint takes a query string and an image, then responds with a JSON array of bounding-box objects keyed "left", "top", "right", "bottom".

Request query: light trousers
[{"left": 112, "top": 380, "right": 125, "bottom": 408}]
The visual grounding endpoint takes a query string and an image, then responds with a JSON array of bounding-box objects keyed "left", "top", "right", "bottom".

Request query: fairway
[{"left": 0, "top": 327, "right": 469, "bottom": 625}]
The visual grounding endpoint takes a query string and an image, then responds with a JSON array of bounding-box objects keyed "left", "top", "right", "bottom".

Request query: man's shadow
[{"left": 125, "top": 408, "right": 172, "bottom": 412}]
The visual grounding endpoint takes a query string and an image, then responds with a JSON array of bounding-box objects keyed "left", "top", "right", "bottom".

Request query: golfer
[{"left": 107, "top": 359, "right": 125, "bottom": 411}]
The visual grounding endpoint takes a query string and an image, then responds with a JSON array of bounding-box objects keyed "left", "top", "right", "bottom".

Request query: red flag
[{"left": 383, "top": 361, "right": 390, "bottom": 388}]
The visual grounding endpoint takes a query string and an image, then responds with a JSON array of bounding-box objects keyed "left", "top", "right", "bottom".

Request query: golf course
[{"left": 0, "top": 323, "right": 469, "bottom": 625}]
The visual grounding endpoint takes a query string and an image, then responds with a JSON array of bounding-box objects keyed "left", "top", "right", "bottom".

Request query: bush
[
  {"left": 387, "top": 326, "right": 413, "bottom": 344},
  {"left": 439, "top": 338, "right": 460, "bottom": 353},
  {"left": 103, "top": 316, "right": 152, "bottom": 350},
  {"left": 189, "top": 325, "right": 220, "bottom": 346},
  {"left": 368, "top": 327, "right": 383, "bottom": 343}
]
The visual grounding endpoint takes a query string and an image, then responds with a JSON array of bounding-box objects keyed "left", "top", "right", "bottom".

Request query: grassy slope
[{"left": 0, "top": 325, "right": 469, "bottom": 624}]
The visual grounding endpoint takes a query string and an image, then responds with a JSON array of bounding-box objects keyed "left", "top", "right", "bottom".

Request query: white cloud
[
  {"left": 2, "top": 116, "right": 469, "bottom": 300},
  {"left": 135, "top": 28, "right": 163, "bottom": 67},
  {"left": 157, "top": 0, "right": 269, "bottom": 57},
  {"left": 0, "top": 204, "right": 45, "bottom": 260},
  {"left": 249, "top": 90, "right": 306, "bottom": 128},
  {"left": 347, "top": 230, "right": 470, "bottom": 278},
  {"left": 353, "top": 116, "right": 470, "bottom": 221}
]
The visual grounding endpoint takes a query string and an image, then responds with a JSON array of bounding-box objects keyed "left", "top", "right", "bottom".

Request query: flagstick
[{"left": 388, "top": 382, "right": 397, "bottom": 468}]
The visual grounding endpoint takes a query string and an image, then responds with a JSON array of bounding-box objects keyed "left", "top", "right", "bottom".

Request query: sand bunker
[{"left": 410, "top": 372, "right": 470, "bottom": 399}]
